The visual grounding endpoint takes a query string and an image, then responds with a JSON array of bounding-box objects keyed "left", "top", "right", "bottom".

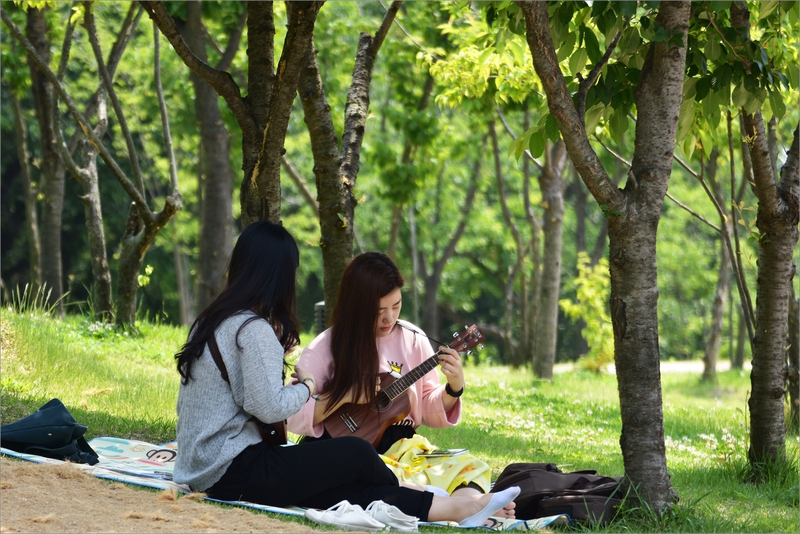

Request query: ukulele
[{"left": 323, "top": 324, "right": 485, "bottom": 447}]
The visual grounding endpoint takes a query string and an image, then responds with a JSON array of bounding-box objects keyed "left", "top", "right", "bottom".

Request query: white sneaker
[
  {"left": 365, "top": 500, "right": 418, "bottom": 531},
  {"left": 305, "top": 500, "right": 386, "bottom": 531}
]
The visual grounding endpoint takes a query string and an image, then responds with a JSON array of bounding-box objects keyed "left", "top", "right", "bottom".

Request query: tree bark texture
[
  {"left": 732, "top": 2, "right": 799, "bottom": 470},
  {"left": 184, "top": 3, "right": 234, "bottom": 311},
  {"left": 243, "top": 1, "right": 322, "bottom": 225},
  {"left": 516, "top": 0, "right": 691, "bottom": 513},
  {"left": 744, "top": 119, "right": 798, "bottom": 467},
  {"left": 788, "top": 281, "right": 799, "bottom": 431},
  {"left": 702, "top": 151, "right": 728, "bottom": 383},
  {"left": 298, "top": 44, "right": 352, "bottom": 324},
  {"left": 76, "top": 136, "right": 114, "bottom": 320},
  {"left": 298, "top": 2, "right": 399, "bottom": 322},
  {"left": 532, "top": 141, "right": 568, "bottom": 379},
  {"left": 26, "top": 7, "right": 65, "bottom": 314},
  {"left": 11, "top": 88, "right": 42, "bottom": 293}
]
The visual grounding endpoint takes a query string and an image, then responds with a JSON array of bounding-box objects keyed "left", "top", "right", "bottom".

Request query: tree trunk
[
  {"left": 516, "top": 0, "right": 690, "bottom": 513},
  {"left": 788, "top": 280, "right": 799, "bottom": 431},
  {"left": 744, "top": 119, "right": 798, "bottom": 470},
  {"left": 76, "top": 136, "right": 114, "bottom": 320},
  {"left": 298, "top": 3, "right": 400, "bottom": 322},
  {"left": 532, "top": 141, "right": 567, "bottom": 378},
  {"left": 298, "top": 44, "right": 353, "bottom": 323},
  {"left": 731, "top": 3, "right": 799, "bottom": 474},
  {"left": 702, "top": 150, "right": 728, "bottom": 383},
  {"left": 734, "top": 305, "right": 747, "bottom": 369},
  {"left": 26, "top": 6, "right": 65, "bottom": 314},
  {"left": 10, "top": 87, "right": 42, "bottom": 293},
  {"left": 184, "top": 2, "right": 234, "bottom": 311}
]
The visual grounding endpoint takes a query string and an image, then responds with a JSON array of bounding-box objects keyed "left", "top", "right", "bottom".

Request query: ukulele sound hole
[{"left": 373, "top": 391, "right": 392, "bottom": 412}]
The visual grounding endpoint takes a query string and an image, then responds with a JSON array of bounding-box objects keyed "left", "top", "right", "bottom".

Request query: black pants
[{"left": 206, "top": 436, "right": 434, "bottom": 520}]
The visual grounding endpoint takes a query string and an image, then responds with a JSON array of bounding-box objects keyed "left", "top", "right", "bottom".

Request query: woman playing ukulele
[{"left": 288, "top": 252, "right": 508, "bottom": 516}]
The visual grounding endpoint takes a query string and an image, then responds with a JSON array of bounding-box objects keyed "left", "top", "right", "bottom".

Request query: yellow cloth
[{"left": 379, "top": 434, "right": 491, "bottom": 494}]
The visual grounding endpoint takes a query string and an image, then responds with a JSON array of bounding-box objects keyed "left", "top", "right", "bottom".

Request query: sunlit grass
[{"left": 1, "top": 308, "right": 797, "bottom": 532}]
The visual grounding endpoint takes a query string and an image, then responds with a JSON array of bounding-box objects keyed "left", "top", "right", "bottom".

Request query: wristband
[
  {"left": 299, "top": 381, "right": 312, "bottom": 400},
  {"left": 302, "top": 377, "right": 316, "bottom": 396},
  {"left": 445, "top": 383, "right": 464, "bottom": 398}
]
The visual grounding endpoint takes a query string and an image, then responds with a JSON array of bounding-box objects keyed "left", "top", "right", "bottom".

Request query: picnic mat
[{"left": 1, "top": 437, "right": 569, "bottom": 531}]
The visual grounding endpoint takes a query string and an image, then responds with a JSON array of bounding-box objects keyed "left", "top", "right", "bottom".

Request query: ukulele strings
[{"left": 394, "top": 321, "right": 447, "bottom": 353}]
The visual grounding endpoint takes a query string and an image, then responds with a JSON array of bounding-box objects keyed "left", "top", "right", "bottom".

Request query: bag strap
[
  {"left": 206, "top": 333, "right": 287, "bottom": 446},
  {"left": 207, "top": 335, "right": 230, "bottom": 383}
]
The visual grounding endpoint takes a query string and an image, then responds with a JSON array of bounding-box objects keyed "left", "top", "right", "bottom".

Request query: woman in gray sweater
[{"left": 172, "top": 220, "right": 518, "bottom": 525}]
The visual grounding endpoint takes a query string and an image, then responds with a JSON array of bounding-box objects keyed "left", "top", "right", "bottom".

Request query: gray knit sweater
[{"left": 173, "top": 311, "right": 309, "bottom": 491}]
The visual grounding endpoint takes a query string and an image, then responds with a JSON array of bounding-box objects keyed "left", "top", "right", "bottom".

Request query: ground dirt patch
[{"left": 0, "top": 458, "right": 317, "bottom": 533}]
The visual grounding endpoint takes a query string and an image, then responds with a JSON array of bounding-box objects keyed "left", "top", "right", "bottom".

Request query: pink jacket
[{"left": 287, "top": 320, "right": 462, "bottom": 438}]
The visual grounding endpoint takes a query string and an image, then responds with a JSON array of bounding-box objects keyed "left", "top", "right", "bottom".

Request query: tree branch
[
  {"left": 1, "top": 7, "right": 151, "bottom": 220},
  {"left": 576, "top": 28, "right": 624, "bottom": 121},
  {"left": 339, "top": 2, "right": 400, "bottom": 188},
  {"left": 84, "top": 2, "right": 146, "bottom": 196},
  {"left": 215, "top": 8, "right": 246, "bottom": 72},
  {"left": 141, "top": 0, "right": 256, "bottom": 142},
  {"left": 432, "top": 136, "right": 485, "bottom": 282},
  {"left": 496, "top": 105, "right": 544, "bottom": 171},
  {"left": 515, "top": 1, "right": 621, "bottom": 210},
  {"left": 282, "top": 155, "right": 319, "bottom": 212},
  {"left": 154, "top": 20, "right": 181, "bottom": 199}
]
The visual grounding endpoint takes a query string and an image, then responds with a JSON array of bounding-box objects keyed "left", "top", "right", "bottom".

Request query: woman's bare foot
[
  {"left": 426, "top": 486, "right": 520, "bottom": 526},
  {"left": 450, "top": 485, "right": 516, "bottom": 523}
]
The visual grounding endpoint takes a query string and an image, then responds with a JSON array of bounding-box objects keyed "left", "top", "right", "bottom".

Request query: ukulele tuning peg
[
  {"left": 464, "top": 325, "right": 469, "bottom": 330},
  {"left": 452, "top": 331, "right": 459, "bottom": 338},
  {"left": 466, "top": 350, "right": 473, "bottom": 356}
]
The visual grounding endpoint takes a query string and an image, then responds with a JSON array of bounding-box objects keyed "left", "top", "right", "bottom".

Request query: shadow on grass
[{"left": 1, "top": 389, "right": 176, "bottom": 445}]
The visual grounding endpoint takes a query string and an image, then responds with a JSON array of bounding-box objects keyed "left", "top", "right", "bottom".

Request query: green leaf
[
  {"left": 682, "top": 134, "right": 696, "bottom": 160},
  {"left": 609, "top": 108, "right": 628, "bottom": 145},
  {"left": 478, "top": 47, "right": 496, "bottom": 66},
  {"left": 557, "top": 31, "right": 577, "bottom": 62},
  {"left": 584, "top": 29, "right": 602, "bottom": 63},
  {"left": 731, "top": 84, "right": 750, "bottom": 108},
  {"left": 529, "top": 129, "right": 546, "bottom": 159},
  {"left": 769, "top": 91, "right": 786, "bottom": 120},
  {"left": 569, "top": 48, "right": 588, "bottom": 76},
  {"left": 758, "top": 0, "right": 780, "bottom": 20},
  {"left": 695, "top": 77, "right": 711, "bottom": 101},
  {"left": 545, "top": 114, "right": 560, "bottom": 142},
  {"left": 705, "top": 38, "right": 722, "bottom": 62},
  {"left": 676, "top": 98, "right": 696, "bottom": 142},
  {"left": 585, "top": 104, "right": 604, "bottom": 133}
]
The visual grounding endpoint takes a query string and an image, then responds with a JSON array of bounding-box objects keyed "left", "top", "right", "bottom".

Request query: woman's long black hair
[{"left": 175, "top": 221, "right": 301, "bottom": 384}]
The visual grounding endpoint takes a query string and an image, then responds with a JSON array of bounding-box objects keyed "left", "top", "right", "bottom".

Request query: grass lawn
[{"left": 1, "top": 308, "right": 797, "bottom": 532}]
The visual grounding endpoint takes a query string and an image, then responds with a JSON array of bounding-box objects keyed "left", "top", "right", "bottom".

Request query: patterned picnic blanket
[{"left": 1, "top": 436, "right": 568, "bottom": 530}]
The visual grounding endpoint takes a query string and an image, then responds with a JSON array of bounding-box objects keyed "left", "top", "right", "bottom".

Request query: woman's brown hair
[{"left": 325, "top": 252, "right": 404, "bottom": 412}]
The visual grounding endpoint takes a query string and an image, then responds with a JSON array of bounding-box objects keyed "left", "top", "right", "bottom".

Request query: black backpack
[
  {"left": 1, "top": 398, "right": 99, "bottom": 465},
  {"left": 492, "top": 462, "right": 624, "bottom": 525}
]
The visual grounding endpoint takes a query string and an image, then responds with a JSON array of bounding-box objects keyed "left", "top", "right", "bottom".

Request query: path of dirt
[{"left": 0, "top": 458, "right": 317, "bottom": 533}]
